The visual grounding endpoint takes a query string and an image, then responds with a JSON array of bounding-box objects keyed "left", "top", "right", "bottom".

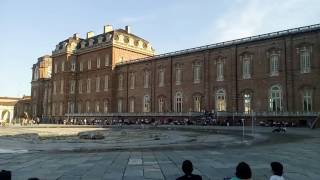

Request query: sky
[{"left": 0, "top": 0, "right": 319, "bottom": 97}]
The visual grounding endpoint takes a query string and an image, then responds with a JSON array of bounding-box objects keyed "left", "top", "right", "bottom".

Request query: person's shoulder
[
  {"left": 176, "top": 175, "right": 185, "bottom": 180},
  {"left": 192, "top": 174, "right": 202, "bottom": 180},
  {"left": 270, "top": 175, "right": 284, "bottom": 180}
]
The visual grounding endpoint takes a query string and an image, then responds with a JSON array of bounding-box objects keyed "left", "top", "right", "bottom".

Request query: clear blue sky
[{"left": 0, "top": 0, "right": 319, "bottom": 97}]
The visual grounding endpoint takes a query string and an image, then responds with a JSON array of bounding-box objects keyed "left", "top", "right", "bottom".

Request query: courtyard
[{"left": 0, "top": 125, "right": 319, "bottom": 180}]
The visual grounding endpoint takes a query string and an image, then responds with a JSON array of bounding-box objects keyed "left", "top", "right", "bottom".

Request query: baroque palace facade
[{"left": 31, "top": 24, "right": 320, "bottom": 123}]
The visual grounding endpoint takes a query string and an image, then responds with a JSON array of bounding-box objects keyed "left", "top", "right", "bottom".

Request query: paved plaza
[{"left": 0, "top": 126, "right": 319, "bottom": 180}]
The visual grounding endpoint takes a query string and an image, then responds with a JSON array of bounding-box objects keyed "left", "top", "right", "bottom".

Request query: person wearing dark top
[
  {"left": 176, "top": 160, "right": 202, "bottom": 180},
  {"left": 0, "top": 170, "right": 11, "bottom": 180},
  {"left": 230, "top": 162, "right": 252, "bottom": 180}
]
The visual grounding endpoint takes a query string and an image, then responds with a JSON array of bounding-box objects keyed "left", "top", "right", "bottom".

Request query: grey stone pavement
[{"left": 0, "top": 127, "right": 319, "bottom": 180}]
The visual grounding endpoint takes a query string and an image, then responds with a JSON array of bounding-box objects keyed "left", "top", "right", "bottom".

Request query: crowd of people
[
  {"left": 1, "top": 160, "right": 284, "bottom": 180},
  {"left": 176, "top": 160, "right": 285, "bottom": 180}
]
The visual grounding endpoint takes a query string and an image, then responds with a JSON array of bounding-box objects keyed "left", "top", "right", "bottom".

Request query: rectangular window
[
  {"left": 96, "top": 77, "right": 100, "bottom": 92},
  {"left": 118, "top": 99, "right": 123, "bottom": 113},
  {"left": 242, "top": 57, "right": 251, "bottom": 79},
  {"left": 97, "top": 57, "right": 101, "bottom": 69},
  {"left": 61, "top": 61, "right": 65, "bottom": 72},
  {"left": 217, "top": 62, "right": 224, "bottom": 81},
  {"left": 80, "top": 61, "right": 83, "bottom": 71},
  {"left": 52, "top": 103, "right": 56, "bottom": 116},
  {"left": 270, "top": 54, "right": 279, "bottom": 76},
  {"left": 105, "top": 54, "right": 110, "bottom": 66},
  {"left": 104, "top": 101, "right": 108, "bottom": 113},
  {"left": 176, "top": 68, "right": 182, "bottom": 85},
  {"left": 53, "top": 81, "right": 57, "bottom": 95},
  {"left": 130, "top": 72, "right": 135, "bottom": 89},
  {"left": 129, "top": 99, "right": 134, "bottom": 113},
  {"left": 303, "top": 90, "right": 312, "bottom": 112},
  {"left": 54, "top": 63, "right": 58, "bottom": 74},
  {"left": 79, "top": 80, "right": 82, "bottom": 94},
  {"left": 144, "top": 71, "right": 150, "bottom": 88},
  {"left": 70, "top": 80, "right": 75, "bottom": 94},
  {"left": 87, "top": 78, "right": 91, "bottom": 93},
  {"left": 59, "top": 102, "right": 63, "bottom": 115},
  {"left": 194, "top": 96, "right": 201, "bottom": 112},
  {"left": 159, "top": 69, "right": 164, "bottom": 87},
  {"left": 78, "top": 103, "right": 82, "bottom": 113},
  {"left": 118, "top": 74, "right": 123, "bottom": 90},
  {"left": 158, "top": 98, "right": 164, "bottom": 112},
  {"left": 244, "top": 94, "right": 251, "bottom": 113},
  {"left": 88, "top": 59, "right": 92, "bottom": 70},
  {"left": 104, "top": 75, "right": 109, "bottom": 91},
  {"left": 300, "top": 47, "right": 311, "bottom": 73},
  {"left": 86, "top": 101, "right": 90, "bottom": 112},
  {"left": 193, "top": 65, "right": 201, "bottom": 83},
  {"left": 95, "top": 101, "right": 100, "bottom": 112},
  {"left": 60, "top": 80, "right": 64, "bottom": 94},
  {"left": 71, "top": 61, "right": 76, "bottom": 72}
]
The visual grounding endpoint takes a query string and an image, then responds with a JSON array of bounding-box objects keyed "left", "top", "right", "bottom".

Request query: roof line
[{"left": 117, "top": 23, "right": 320, "bottom": 66}]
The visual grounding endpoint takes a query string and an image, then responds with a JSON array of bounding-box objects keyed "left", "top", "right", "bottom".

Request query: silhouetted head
[
  {"left": 28, "top": 178, "right": 40, "bottom": 180},
  {"left": 271, "top": 162, "right": 283, "bottom": 176},
  {"left": 182, "top": 160, "right": 193, "bottom": 175},
  {"left": 235, "top": 162, "right": 252, "bottom": 179}
]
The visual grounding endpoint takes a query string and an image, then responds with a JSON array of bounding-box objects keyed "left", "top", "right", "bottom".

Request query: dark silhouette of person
[
  {"left": 176, "top": 160, "right": 202, "bottom": 180},
  {"left": 270, "top": 162, "right": 284, "bottom": 180},
  {"left": 28, "top": 178, "right": 40, "bottom": 180},
  {"left": 0, "top": 170, "right": 11, "bottom": 180},
  {"left": 230, "top": 162, "right": 252, "bottom": 180}
]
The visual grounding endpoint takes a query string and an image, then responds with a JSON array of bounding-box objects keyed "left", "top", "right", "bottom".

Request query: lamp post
[{"left": 241, "top": 118, "right": 245, "bottom": 142}]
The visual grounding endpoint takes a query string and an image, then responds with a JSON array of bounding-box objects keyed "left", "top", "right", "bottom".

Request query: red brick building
[{"left": 31, "top": 24, "right": 320, "bottom": 125}]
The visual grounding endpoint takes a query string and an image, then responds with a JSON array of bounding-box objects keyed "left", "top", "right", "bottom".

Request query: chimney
[
  {"left": 125, "top": 25, "right": 131, "bottom": 34},
  {"left": 104, "top": 25, "right": 113, "bottom": 33},
  {"left": 86, "top": 31, "right": 94, "bottom": 39}
]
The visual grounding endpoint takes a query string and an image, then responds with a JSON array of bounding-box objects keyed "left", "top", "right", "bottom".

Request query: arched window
[
  {"left": 243, "top": 93, "right": 251, "bottom": 113},
  {"left": 193, "top": 96, "right": 201, "bottom": 112},
  {"left": 216, "top": 89, "right": 226, "bottom": 111},
  {"left": 303, "top": 89, "right": 312, "bottom": 112},
  {"left": 269, "top": 85, "right": 282, "bottom": 112},
  {"left": 158, "top": 97, "right": 164, "bottom": 112},
  {"left": 175, "top": 92, "right": 183, "bottom": 112},
  {"left": 143, "top": 95, "right": 150, "bottom": 112}
]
